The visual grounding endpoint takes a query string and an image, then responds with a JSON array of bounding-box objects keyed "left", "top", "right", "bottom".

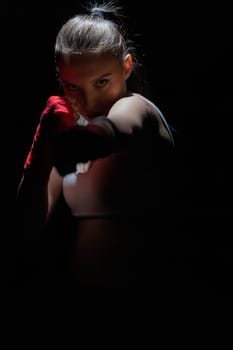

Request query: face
[{"left": 57, "top": 52, "right": 132, "bottom": 120}]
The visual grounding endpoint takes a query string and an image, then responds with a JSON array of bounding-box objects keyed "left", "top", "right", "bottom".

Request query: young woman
[{"left": 16, "top": 1, "right": 175, "bottom": 289}]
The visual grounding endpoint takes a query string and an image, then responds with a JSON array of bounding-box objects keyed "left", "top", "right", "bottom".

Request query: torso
[
  {"left": 56, "top": 93, "right": 174, "bottom": 287},
  {"left": 62, "top": 93, "right": 174, "bottom": 218}
]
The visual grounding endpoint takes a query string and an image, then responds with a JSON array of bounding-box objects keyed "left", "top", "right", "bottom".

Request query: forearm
[
  {"left": 16, "top": 95, "right": 77, "bottom": 231},
  {"left": 16, "top": 171, "right": 50, "bottom": 232}
]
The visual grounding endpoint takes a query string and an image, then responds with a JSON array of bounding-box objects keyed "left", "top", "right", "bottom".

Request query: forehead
[{"left": 57, "top": 52, "right": 123, "bottom": 81}]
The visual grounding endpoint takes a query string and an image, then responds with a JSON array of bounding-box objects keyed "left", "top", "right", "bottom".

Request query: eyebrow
[
  {"left": 61, "top": 79, "right": 77, "bottom": 86},
  {"left": 90, "top": 73, "right": 112, "bottom": 83},
  {"left": 61, "top": 73, "right": 112, "bottom": 86}
]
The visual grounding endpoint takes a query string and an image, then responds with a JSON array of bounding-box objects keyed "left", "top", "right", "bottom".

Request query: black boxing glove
[{"left": 53, "top": 116, "right": 118, "bottom": 176}]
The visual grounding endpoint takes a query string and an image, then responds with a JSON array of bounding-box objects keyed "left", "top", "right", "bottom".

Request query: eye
[
  {"left": 96, "top": 79, "right": 108, "bottom": 88},
  {"left": 63, "top": 82, "right": 79, "bottom": 91}
]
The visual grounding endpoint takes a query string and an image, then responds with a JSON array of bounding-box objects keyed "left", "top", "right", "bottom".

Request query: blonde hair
[{"left": 55, "top": 1, "right": 148, "bottom": 94}]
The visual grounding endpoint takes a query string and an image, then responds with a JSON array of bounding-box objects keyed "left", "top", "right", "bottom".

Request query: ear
[{"left": 123, "top": 54, "right": 133, "bottom": 80}]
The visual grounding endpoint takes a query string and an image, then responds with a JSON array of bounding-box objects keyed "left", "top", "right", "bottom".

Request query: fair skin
[
  {"left": 17, "top": 48, "right": 173, "bottom": 287},
  {"left": 57, "top": 52, "right": 132, "bottom": 119},
  {"left": 48, "top": 51, "right": 134, "bottom": 216},
  {"left": 48, "top": 50, "right": 166, "bottom": 219}
]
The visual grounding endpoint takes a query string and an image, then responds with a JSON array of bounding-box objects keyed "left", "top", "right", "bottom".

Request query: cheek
[
  {"left": 105, "top": 84, "right": 125, "bottom": 103},
  {"left": 104, "top": 78, "right": 126, "bottom": 99},
  {"left": 63, "top": 87, "right": 76, "bottom": 99},
  {"left": 96, "top": 90, "right": 122, "bottom": 113}
]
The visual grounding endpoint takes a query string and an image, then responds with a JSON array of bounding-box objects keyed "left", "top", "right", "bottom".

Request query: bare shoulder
[
  {"left": 109, "top": 93, "right": 154, "bottom": 116},
  {"left": 108, "top": 93, "right": 174, "bottom": 145},
  {"left": 108, "top": 93, "right": 159, "bottom": 132}
]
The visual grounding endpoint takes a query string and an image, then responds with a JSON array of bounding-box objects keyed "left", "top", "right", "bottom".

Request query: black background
[{"left": 5, "top": 1, "right": 233, "bottom": 303}]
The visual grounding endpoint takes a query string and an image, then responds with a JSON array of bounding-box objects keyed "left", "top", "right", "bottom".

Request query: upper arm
[
  {"left": 108, "top": 94, "right": 174, "bottom": 147},
  {"left": 107, "top": 95, "right": 151, "bottom": 135}
]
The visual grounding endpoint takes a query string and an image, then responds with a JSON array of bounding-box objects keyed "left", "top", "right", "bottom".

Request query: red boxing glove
[
  {"left": 23, "top": 96, "right": 76, "bottom": 181},
  {"left": 38, "top": 95, "right": 77, "bottom": 137}
]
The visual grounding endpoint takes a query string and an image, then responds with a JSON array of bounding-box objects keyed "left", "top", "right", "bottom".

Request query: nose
[
  {"left": 67, "top": 90, "right": 87, "bottom": 115},
  {"left": 74, "top": 90, "right": 97, "bottom": 117}
]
